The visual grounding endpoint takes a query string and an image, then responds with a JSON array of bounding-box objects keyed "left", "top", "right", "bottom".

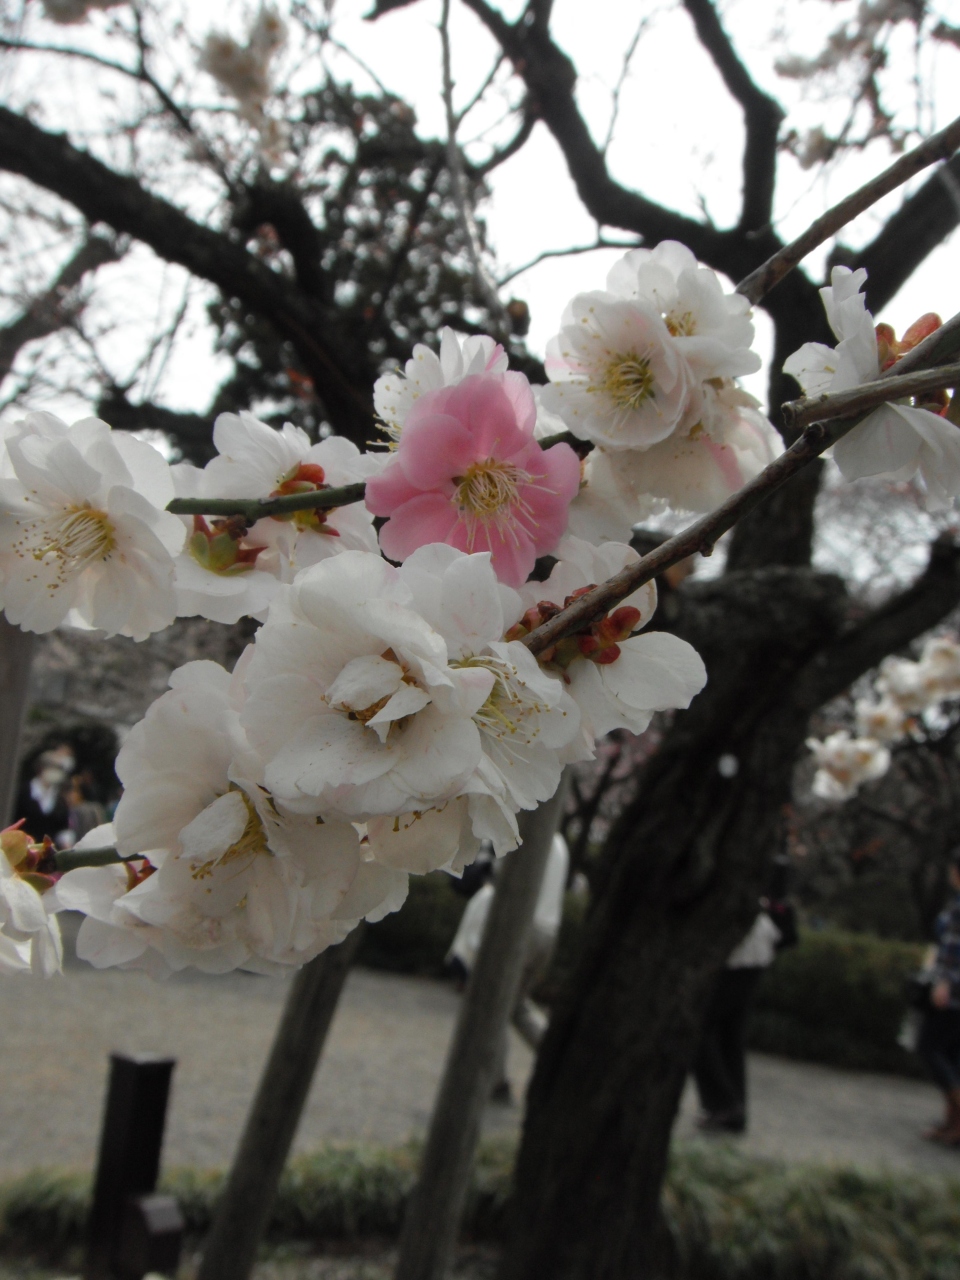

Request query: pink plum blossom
[{"left": 365, "top": 372, "right": 581, "bottom": 588}]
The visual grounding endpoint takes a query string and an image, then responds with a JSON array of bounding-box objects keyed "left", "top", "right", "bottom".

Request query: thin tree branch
[
  {"left": 496, "top": 234, "right": 638, "bottom": 288},
  {"left": 0, "top": 233, "right": 120, "bottom": 383},
  {"left": 601, "top": 15, "right": 648, "bottom": 157},
  {"left": 681, "top": 0, "right": 784, "bottom": 231},
  {"left": 457, "top": 0, "right": 730, "bottom": 263},
  {"left": 167, "top": 482, "right": 367, "bottom": 522},
  {"left": 792, "top": 533, "right": 960, "bottom": 714},
  {"left": 471, "top": 107, "right": 537, "bottom": 178},
  {"left": 521, "top": 312, "right": 960, "bottom": 656},
  {"left": 857, "top": 152, "right": 960, "bottom": 314},
  {"left": 736, "top": 113, "right": 960, "bottom": 303},
  {"left": 781, "top": 360, "right": 960, "bottom": 430},
  {"left": 439, "top": 0, "right": 506, "bottom": 325}
]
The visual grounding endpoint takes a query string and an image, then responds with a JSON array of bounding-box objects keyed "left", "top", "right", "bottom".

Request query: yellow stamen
[
  {"left": 20, "top": 505, "right": 117, "bottom": 592},
  {"left": 190, "top": 790, "right": 270, "bottom": 881},
  {"left": 591, "top": 354, "right": 656, "bottom": 412}
]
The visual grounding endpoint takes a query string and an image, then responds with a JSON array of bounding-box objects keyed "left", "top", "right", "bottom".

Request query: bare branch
[
  {"left": 471, "top": 107, "right": 536, "bottom": 178},
  {"left": 601, "top": 14, "right": 648, "bottom": 157},
  {"left": 0, "top": 106, "right": 376, "bottom": 444},
  {"left": 496, "top": 234, "right": 638, "bottom": 288},
  {"left": 782, "top": 360, "right": 960, "bottom": 431},
  {"left": 792, "top": 534, "right": 960, "bottom": 715},
  {"left": 856, "top": 152, "right": 960, "bottom": 314},
  {"left": 736, "top": 113, "right": 960, "bottom": 303},
  {"left": 168, "top": 482, "right": 367, "bottom": 523},
  {"left": 681, "top": 0, "right": 784, "bottom": 231},
  {"left": 439, "top": 0, "right": 506, "bottom": 325},
  {"left": 0, "top": 233, "right": 120, "bottom": 384},
  {"left": 458, "top": 0, "right": 729, "bottom": 262}
]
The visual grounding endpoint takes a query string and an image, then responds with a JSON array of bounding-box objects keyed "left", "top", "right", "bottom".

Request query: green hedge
[
  {"left": 357, "top": 882, "right": 929, "bottom": 1077},
  {"left": 4, "top": 1143, "right": 960, "bottom": 1280},
  {"left": 750, "top": 929, "right": 925, "bottom": 1076},
  {"left": 357, "top": 872, "right": 465, "bottom": 976}
]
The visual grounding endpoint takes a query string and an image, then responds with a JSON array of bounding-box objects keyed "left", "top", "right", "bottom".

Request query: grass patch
[{"left": 4, "top": 1141, "right": 960, "bottom": 1280}]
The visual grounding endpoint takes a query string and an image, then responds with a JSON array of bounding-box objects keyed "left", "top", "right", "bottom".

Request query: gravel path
[{"left": 2, "top": 921, "right": 959, "bottom": 1180}]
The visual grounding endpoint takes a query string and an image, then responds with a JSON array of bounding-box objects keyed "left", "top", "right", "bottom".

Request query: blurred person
[
  {"left": 693, "top": 858, "right": 795, "bottom": 1134},
  {"left": 918, "top": 851, "right": 960, "bottom": 1145},
  {"left": 65, "top": 771, "right": 108, "bottom": 845},
  {"left": 446, "top": 832, "right": 570, "bottom": 1103},
  {"left": 14, "top": 745, "right": 73, "bottom": 844}
]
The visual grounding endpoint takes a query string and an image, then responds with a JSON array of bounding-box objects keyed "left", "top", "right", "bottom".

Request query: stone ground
[
  {"left": 1, "top": 917, "right": 959, "bottom": 1180},
  {"left": 4, "top": 920, "right": 960, "bottom": 1279}
]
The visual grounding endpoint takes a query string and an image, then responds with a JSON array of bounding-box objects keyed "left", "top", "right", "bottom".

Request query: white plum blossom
[
  {"left": 917, "top": 635, "right": 960, "bottom": 701},
  {"left": 807, "top": 730, "right": 891, "bottom": 801},
  {"left": 0, "top": 414, "right": 185, "bottom": 638},
  {"left": 199, "top": 7, "right": 288, "bottom": 159},
  {"left": 606, "top": 242, "right": 761, "bottom": 383},
  {"left": 517, "top": 537, "right": 707, "bottom": 741},
  {"left": 855, "top": 697, "right": 910, "bottom": 744},
  {"left": 783, "top": 267, "right": 960, "bottom": 508},
  {"left": 242, "top": 547, "right": 580, "bottom": 868},
  {"left": 875, "top": 654, "right": 932, "bottom": 715},
  {"left": 174, "top": 412, "right": 379, "bottom": 623},
  {"left": 542, "top": 292, "right": 697, "bottom": 450},
  {"left": 571, "top": 392, "right": 782, "bottom": 530},
  {"left": 374, "top": 328, "right": 508, "bottom": 441},
  {"left": 0, "top": 826, "right": 62, "bottom": 976},
  {"left": 57, "top": 660, "right": 400, "bottom": 976},
  {"left": 171, "top": 462, "right": 280, "bottom": 625}
]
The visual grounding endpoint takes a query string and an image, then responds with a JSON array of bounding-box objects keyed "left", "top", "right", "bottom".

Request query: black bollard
[{"left": 85, "top": 1053, "right": 183, "bottom": 1280}]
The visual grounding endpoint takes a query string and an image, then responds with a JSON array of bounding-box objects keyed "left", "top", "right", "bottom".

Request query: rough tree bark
[{"left": 497, "top": 540, "right": 960, "bottom": 1280}]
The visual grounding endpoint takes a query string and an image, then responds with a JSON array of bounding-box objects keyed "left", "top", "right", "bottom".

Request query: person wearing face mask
[{"left": 14, "top": 744, "right": 73, "bottom": 844}]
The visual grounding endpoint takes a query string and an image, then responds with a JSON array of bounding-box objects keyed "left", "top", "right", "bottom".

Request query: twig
[
  {"left": 737, "top": 112, "right": 960, "bottom": 304},
  {"left": 167, "top": 482, "right": 367, "bottom": 522},
  {"left": 438, "top": 0, "right": 506, "bottom": 324},
  {"left": 522, "top": 310, "right": 960, "bottom": 656},
  {"left": 602, "top": 15, "right": 649, "bottom": 156},
  {"left": 782, "top": 360, "right": 960, "bottom": 430},
  {"left": 496, "top": 234, "right": 639, "bottom": 288},
  {"left": 54, "top": 846, "right": 126, "bottom": 872}
]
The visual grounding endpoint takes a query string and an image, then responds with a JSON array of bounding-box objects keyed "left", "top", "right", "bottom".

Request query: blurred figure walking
[{"left": 918, "top": 851, "right": 960, "bottom": 1146}]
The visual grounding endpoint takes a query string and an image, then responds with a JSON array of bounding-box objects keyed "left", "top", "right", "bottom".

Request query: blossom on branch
[
  {"left": 0, "top": 413, "right": 184, "bottom": 638},
  {"left": 783, "top": 267, "right": 960, "bottom": 508},
  {"left": 365, "top": 373, "right": 580, "bottom": 588},
  {"left": 0, "top": 823, "right": 62, "bottom": 976},
  {"left": 513, "top": 536, "right": 706, "bottom": 740}
]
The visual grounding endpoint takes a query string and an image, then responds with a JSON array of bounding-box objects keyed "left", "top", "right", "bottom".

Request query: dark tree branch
[
  {"left": 96, "top": 387, "right": 216, "bottom": 462},
  {"left": 855, "top": 152, "right": 960, "bottom": 314},
  {"left": 792, "top": 534, "right": 960, "bottom": 713},
  {"left": 471, "top": 107, "right": 537, "bottom": 178},
  {"left": 681, "top": 0, "right": 784, "bottom": 231},
  {"left": 457, "top": 0, "right": 730, "bottom": 263},
  {"left": 232, "top": 179, "right": 328, "bottom": 300},
  {"left": 0, "top": 233, "right": 120, "bottom": 383},
  {"left": 0, "top": 107, "right": 376, "bottom": 445}
]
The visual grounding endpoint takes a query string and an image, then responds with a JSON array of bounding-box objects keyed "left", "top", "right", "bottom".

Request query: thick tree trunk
[{"left": 496, "top": 567, "right": 848, "bottom": 1280}]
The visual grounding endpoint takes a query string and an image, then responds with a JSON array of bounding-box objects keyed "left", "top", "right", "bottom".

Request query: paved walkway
[{"left": 2, "top": 920, "right": 959, "bottom": 1180}]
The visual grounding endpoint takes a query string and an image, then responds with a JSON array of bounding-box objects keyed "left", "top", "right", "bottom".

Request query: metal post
[
  {"left": 0, "top": 617, "right": 35, "bottom": 825},
  {"left": 394, "top": 777, "right": 569, "bottom": 1280},
  {"left": 85, "top": 1054, "right": 179, "bottom": 1280},
  {"left": 197, "top": 926, "right": 365, "bottom": 1280}
]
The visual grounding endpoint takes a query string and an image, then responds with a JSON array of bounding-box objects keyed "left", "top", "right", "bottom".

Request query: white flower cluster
[
  {"left": 4, "top": 240, "right": 940, "bottom": 977},
  {"left": 807, "top": 635, "right": 960, "bottom": 801},
  {"left": 784, "top": 266, "right": 960, "bottom": 509},
  {"left": 539, "top": 241, "right": 783, "bottom": 537}
]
